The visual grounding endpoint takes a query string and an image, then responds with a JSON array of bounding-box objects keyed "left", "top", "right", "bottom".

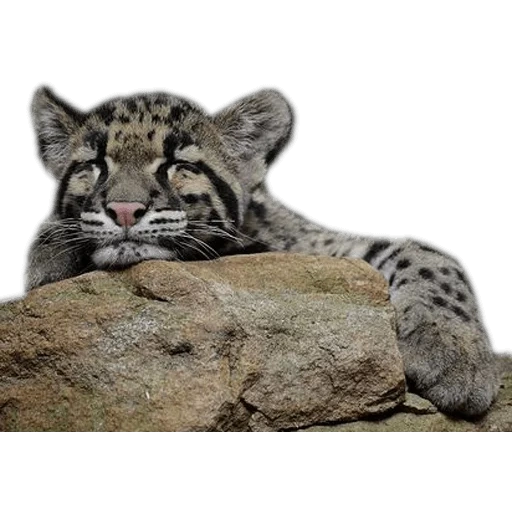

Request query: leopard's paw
[{"left": 397, "top": 304, "right": 499, "bottom": 417}]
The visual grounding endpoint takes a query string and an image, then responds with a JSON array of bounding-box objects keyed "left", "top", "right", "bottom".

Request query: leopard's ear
[
  {"left": 213, "top": 89, "right": 293, "bottom": 167},
  {"left": 31, "top": 87, "right": 85, "bottom": 178}
]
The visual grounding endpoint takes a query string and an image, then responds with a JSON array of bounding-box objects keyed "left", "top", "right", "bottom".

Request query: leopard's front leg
[
  {"left": 26, "top": 217, "right": 91, "bottom": 290},
  {"left": 366, "top": 239, "right": 499, "bottom": 416}
]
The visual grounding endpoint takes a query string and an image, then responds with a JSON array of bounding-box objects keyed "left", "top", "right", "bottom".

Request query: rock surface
[
  {"left": 302, "top": 355, "right": 512, "bottom": 432},
  {"left": 0, "top": 253, "right": 404, "bottom": 431}
]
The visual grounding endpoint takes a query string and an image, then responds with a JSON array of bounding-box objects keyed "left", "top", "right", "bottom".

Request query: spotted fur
[{"left": 27, "top": 87, "right": 499, "bottom": 417}]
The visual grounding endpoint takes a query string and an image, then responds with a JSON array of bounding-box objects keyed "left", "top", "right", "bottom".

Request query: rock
[
  {"left": 0, "top": 253, "right": 404, "bottom": 431},
  {"left": 496, "top": 353, "right": 512, "bottom": 380},
  {"left": 399, "top": 393, "right": 438, "bottom": 415},
  {"left": 301, "top": 355, "right": 512, "bottom": 432}
]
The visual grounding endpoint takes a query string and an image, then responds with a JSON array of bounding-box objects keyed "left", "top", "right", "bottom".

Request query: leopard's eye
[
  {"left": 74, "top": 164, "right": 102, "bottom": 183},
  {"left": 156, "top": 161, "right": 177, "bottom": 182},
  {"left": 175, "top": 161, "right": 200, "bottom": 173},
  {"left": 174, "top": 161, "right": 205, "bottom": 184},
  {"left": 156, "top": 161, "right": 200, "bottom": 182}
]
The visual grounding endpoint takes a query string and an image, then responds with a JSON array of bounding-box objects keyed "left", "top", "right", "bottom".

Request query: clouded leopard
[{"left": 28, "top": 87, "right": 499, "bottom": 417}]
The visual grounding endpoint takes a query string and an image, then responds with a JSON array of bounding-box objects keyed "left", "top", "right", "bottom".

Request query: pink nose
[{"left": 106, "top": 202, "right": 147, "bottom": 227}]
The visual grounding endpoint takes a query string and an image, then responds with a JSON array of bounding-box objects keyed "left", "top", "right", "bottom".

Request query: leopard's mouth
[{"left": 91, "top": 241, "right": 175, "bottom": 269}]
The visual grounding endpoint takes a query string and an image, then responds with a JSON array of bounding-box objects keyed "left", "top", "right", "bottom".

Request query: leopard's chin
[{"left": 91, "top": 241, "right": 174, "bottom": 269}]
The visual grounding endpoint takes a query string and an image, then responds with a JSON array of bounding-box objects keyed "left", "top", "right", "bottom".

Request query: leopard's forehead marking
[{"left": 79, "top": 93, "right": 206, "bottom": 164}]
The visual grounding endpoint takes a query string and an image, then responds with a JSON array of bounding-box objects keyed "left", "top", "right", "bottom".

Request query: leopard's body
[{"left": 28, "top": 87, "right": 499, "bottom": 416}]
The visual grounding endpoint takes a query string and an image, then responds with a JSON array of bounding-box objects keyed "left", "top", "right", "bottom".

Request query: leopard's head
[{"left": 32, "top": 87, "right": 292, "bottom": 268}]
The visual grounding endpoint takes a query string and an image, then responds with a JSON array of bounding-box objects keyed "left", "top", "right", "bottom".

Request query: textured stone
[
  {"left": 0, "top": 253, "right": 404, "bottom": 431},
  {"left": 302, "top": 355, "right": 512, "bottom": 432},
  {"left": 399, "top": 393, "right": 438, "bottom": 415}
]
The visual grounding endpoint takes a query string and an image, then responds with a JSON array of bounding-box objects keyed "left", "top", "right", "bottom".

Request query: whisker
[
  {"left": 186, "top": 222, "right": 246, "bottom": 248},
  {"left": 187, "top": 219, "right": 236, "bottom": 225},
  {"left": 172, "top": 247, "right": 184, "bottom": 262},
  {"left": 38, "top": 226, "right": 81, "bottom": 238},
  {"left": 221, "top": 224, "right": 283, "bottom": 252},
  {"left": 175, "top": 238, "right": 213, "bottom": 260},
  {"left": 212, "top": 229, "right": 243, "bottom": 244},
  {"left": 41, "top": 240, "right": 89, "bottom": 254},
  {"left": 182, "top": 232, "right": 220, "bottom": 258},
  {"left": 44, "top": 242, "right": 88, "bottom": 268},
  {"left": 178, "top": 232, "right": 220, "bottom": 260},
  {"left": 187, "top": 228, "right": 243, "bottom": 246},
  {"left": 37, "top": 220, "right": 84, "bottom": 246},
  {"left": 38, "top": 233, "right": 90, "bottom": 247}
]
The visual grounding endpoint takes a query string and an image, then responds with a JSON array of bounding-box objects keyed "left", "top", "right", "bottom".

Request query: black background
[{"left": 9, "top": 80, "right": 512, "bottom": 352}]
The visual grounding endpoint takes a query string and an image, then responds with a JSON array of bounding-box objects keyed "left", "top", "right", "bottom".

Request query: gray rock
[
  {"left": 301, "top": 355, "right": 512, "bottom": 432},
  {"left": 0, "top": 253, "right": 404, "bottom": 431},
  {"left": 399, "top": 393, "right": 438, "bottom": 415}
]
